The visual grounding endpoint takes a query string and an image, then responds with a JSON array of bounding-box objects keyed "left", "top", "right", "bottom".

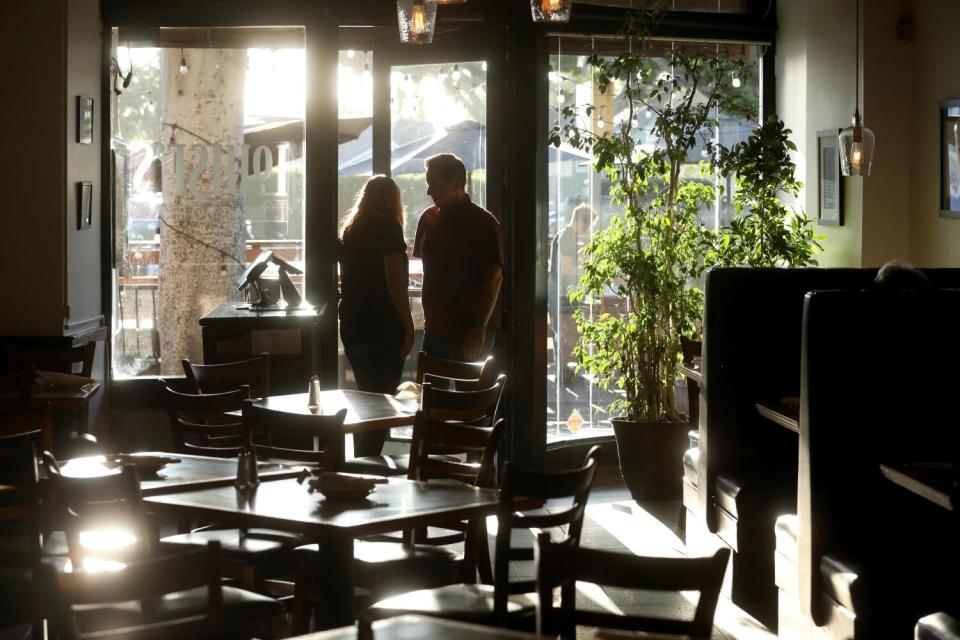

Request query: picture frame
[
  {"left": 817, "top": 129, "right": 843, "bottom": 226},
  {"left": 940, "top": 99, "right": 960, "bottom": 218},
  {"left": 77, "top": 96, "right": 93, "bottom": 144},
  {"left": 77, "top": 182, "right": 93, "bottom": 230}
]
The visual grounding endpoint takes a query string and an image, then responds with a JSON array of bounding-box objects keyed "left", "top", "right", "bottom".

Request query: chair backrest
[
  {"left": 41, "top": 452, "right": 153, "bottom": 568},
  {"left": 0, "top": 430, "right": 43, "bottom": 570},
  {"left": 420, "top": 374, "right": 505, "bottom": 425},
  {"left": 536, "top": 534, "right": 729, "bottom": 639},
  {"left": 47, "top": 541, "right": 225, "bottom": 640},
  {"left": 182, "top": 354, "right": 270, "bottom": 398},
  {"left": 6, "top": 342, "right": 96, "bottom": 378},
  {"left": 0, "top": 372, "right": 54, "bottom": 453},
  {"left": 415, "top": 351, "right": 497, "bottom": 389},
  {"left": 243, "top": 403, "right": 347, "bottom": 466},
  {"left": 407, "top": 413, "right": 505, "bottom": 488},
  {"left": 491, "top": 446, "right": 601, "bottom": 623},
  {"left": 161, "top": 382, "right": 249, "bottom": 457}
]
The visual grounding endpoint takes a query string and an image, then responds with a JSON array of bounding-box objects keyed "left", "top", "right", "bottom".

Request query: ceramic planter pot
[{"left": 612, "top": 418, "right": 690, "bottom": 500}]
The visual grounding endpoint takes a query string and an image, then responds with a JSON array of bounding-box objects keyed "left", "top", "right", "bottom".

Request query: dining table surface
[
  {"left": 755, "top": 398, "right": 800, "bottom": 434},
  {"left": 144, "top": 475, "right": 533, "bottom": 629},
  {"left": 879, "top": 461, "right": 958, "bottom": 512},
  {"left": 56, "top": 452, "right": 302, "bottom": 496},
  {"left": 248, "top": 389, "right": 419, "bottom": 468}
]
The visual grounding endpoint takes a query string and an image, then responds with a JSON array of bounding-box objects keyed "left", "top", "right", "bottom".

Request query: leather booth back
[{"left": 798, "top": 289, "right": 960, "bottom": 630}]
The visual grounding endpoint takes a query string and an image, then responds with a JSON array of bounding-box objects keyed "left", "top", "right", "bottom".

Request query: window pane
[
  {"left": 111, "top": 30, "right": 306, "bottom": 378},
  {"left": 545, "top": 37, "right": 761, "bottom": 443},
  {"left": 337, "top": 49, "right": 374, "bottom": 389}
]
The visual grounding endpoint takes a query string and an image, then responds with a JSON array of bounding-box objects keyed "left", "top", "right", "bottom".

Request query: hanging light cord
[{"left": 855, "top": 0, "right": 860, "bottom": 112}]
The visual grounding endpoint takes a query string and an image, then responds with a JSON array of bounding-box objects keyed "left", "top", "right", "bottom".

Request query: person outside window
[
  {"left": 548, "top": 202, "right": 597, "bottom": 384},
  {"left": 339, "top": 175, "right": 415, "bottom": 456},
  {"left": 413, "top": 154, "right": 503, "bottom": 362}
]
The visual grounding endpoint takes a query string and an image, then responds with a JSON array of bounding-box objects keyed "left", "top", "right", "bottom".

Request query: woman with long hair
[{"left": 339, "top": 175, "right": 415, "bottom": 456}]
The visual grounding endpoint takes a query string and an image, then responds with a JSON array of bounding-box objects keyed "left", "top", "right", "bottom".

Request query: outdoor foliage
[
  {"left": 548, "top": 12, "right": 755, "bottom": 423},
  {"left": 708, "top": 116, "right": 822, "bottom": 267}
]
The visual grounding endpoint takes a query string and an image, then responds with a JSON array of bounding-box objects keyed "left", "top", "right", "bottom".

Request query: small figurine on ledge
[{"left": 235, "top": 250, "right": 303, "bottom": 310}]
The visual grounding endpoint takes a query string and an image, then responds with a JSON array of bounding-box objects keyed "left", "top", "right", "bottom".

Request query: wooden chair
[
  {"left": 0, "top": 371, "right": 54, "bottom": 453},
  {"left": 0, "top": 430, "right": 45, "bottom": 637},
  {"left": 160, "top": 382, "right": 248, "bottom": 457},
  {"left": 182, "top": 354, "right": 270, "bottom": 399},
  {"left": 243, "top": 401, "right": 347, "bottom": 467},
  {"left": 45, "top": 541, "right": 226, "bottom": 640},
  {"left": 163, "top": 404, "right": 347, "bottom": 593},
  {"left": 41, "top": 454, "right": 285, "bottom": 636},
  {"left": 415, "top": 351, "right": 497, "bottom": 390},
  {"left": 536, "top": 533, "right": 730, "bottom": 639},
  {"left": 345, "top": 376, "right": 506, "bottom": 478},
  {"left": 41, "top": 453, "right": 154, "bottom": 567},
  {"left": 362, "top": 446, "right": 601, "bottom": 631},
  {"left": 292, "top": 414, "right": 506, "bottom": 633}
]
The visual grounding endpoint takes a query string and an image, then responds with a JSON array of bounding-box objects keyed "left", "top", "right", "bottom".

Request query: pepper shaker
[{"left": 307, "top": 375, "right": 321, "bottom": 412}]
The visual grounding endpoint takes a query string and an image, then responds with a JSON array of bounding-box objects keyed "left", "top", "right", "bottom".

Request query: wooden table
[
  {"left": 0, "top": 382, "right": 102, "bottom": 433},
  {"left": 145, "top": 476, "right": 517, "bottom": 629},
  {"left": 250, "top": 390, "right": 419, "bottom": 468},
  {"left": 880, "top": 462, "right": 958, "bottom": 512},
  {"left": 755, "top": 400, "right": 799, "bottom": 434},
  {"left": 291, "top": 615, "right": 539, "bottom": 639},
  {"left": 57, "top": 452, "right": 302, "bottom": 496}
]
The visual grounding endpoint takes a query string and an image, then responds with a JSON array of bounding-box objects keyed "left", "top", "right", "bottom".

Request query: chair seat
[
  {"left": 73, "top": 584, "right": 283, "bottom": 633},
  {"left": 820, "top": 554, "right": 862, "bottom": 612},
  {"left": 367, "top": 583, "right": 538, "bottom": 624},
  {"left": 295, "top": 540, "right": 464, "bottom": 597},
  {"left": 161, "top": 528, "right": 306, "bottom": 557}
]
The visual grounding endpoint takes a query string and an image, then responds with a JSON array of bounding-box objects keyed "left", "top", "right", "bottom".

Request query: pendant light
[
  {"left": 397, "top": 0, "right": 438, "bottom": 44},
  {"left": 178, "top": 48, "right": 189, "bottom": 75},
  {"left": 530, "top": 0, "right": 573, "bottom": 23},
  {"left": 838, "top": 0, "right": 875, "bottom": 176}
]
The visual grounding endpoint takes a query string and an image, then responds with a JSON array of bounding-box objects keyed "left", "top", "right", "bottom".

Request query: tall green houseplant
[
  {"left": 549, "top": 15, "right": 753, "bottom": 424},
  {"left": 709, "top": 116, "right": 822, "bottom": 268}
]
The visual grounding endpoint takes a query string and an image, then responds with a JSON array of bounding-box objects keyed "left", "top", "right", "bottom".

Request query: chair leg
[{"left": 292, "top": 564, "right": 312, "bottom": 635}]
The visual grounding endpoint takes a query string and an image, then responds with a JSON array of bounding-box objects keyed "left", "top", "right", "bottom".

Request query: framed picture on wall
[
  {"left": 77, "top": 182, "right": 93, "bottom": 230},
  {"left": 817, "top": 129, "right": 843, "bottom": 226},
  {"left": 77, "top": 96, "right": 93, "bottom": 144},
  {"left": 940, "top": 99, "right": 960, "bottom": 218}
]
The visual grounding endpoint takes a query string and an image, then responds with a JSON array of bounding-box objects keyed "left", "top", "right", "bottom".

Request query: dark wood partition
[{"left": 798, "top": 289, "right": 960, "bottom": 637}]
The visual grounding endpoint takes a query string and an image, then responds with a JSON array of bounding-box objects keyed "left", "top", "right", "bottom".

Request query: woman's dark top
[{"left": 338, "top": 218, "right": 408, "bottom": 350}]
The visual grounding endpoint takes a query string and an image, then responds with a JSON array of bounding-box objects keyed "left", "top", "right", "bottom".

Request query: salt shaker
[
  {"left": 235, "top": 427, "right": 260, "bottom": 490},
  {"left": 307, "top": 375, "right": 321, "bottom": 412}
]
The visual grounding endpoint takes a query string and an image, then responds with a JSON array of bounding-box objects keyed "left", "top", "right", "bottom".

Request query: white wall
[{"left": 776, "top": 0, "right": 920, "bottom": 268}]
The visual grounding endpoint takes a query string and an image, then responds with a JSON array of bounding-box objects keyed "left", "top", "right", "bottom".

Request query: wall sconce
[
  {"left": 397, "top": 0, "right": 438, "bottom": 44},
  {"left": 531, "top": 0, "right": 573, "bottom": 23}
]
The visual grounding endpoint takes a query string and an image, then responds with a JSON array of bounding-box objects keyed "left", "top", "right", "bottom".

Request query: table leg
[{"left": 314, "top": 537, "right": 355, "bottom": 629}]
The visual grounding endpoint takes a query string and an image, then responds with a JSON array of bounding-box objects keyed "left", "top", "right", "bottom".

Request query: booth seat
[{"left": 687, "top": 267, "right": 960, "bottom": 631}]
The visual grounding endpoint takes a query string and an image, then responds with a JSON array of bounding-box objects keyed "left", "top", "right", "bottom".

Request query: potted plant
[
  {"left": 708, "top": 116, "right": 822, "bottom": 268},
  {"left": 548, "top": 14, "right": 754, "bottom": 499}
]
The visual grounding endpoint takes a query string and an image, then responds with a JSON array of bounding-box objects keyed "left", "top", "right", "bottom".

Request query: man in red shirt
[{"left": 413, "top": 154, "right": 503, "bottom": 362}]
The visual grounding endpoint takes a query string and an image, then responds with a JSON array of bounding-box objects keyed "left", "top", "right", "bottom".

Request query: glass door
[{"left": 335, "top": 51, "right": 489, "bottom": 396}]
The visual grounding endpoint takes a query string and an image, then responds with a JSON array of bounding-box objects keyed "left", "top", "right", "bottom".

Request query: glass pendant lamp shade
[
  {"left": 397, "top": 0, "right": 438, "bottom": 44},
  {"left": 839, "top": 109, "right": 875, "bottom": 176},
  {"left": 530, "top": 0, "right": 573, "bottom": 22}
]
